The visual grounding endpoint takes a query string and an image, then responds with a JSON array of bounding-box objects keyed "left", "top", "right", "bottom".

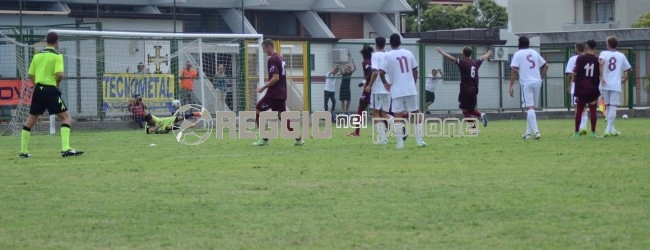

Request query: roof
[
  {"left": 8, "top": 0, "right": 412, "bottom": 14},
  {"left": 403, "top": 28, "right": 507, "bottom": 45}
]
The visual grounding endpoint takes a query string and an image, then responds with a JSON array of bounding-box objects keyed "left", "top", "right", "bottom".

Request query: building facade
[
  {"left": 509, "top": 0, "right": 649, "bottom": 33},
  {"left": 0, "top": 0, "right": 411, "bottom": 39}
]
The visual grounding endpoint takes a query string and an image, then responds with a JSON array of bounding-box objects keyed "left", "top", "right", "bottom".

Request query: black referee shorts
[{"left": 29, "top": 84, "right": 68, "bottom": 115}]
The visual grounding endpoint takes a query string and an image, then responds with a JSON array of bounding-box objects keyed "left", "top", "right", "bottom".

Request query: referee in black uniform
[{"left": 20, "top": 31, "right": 83, "bottom": 158}]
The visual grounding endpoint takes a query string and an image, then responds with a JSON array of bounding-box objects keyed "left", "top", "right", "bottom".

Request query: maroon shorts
[
  {"left": 574, "top": 93, "right": 600, "bottom": 105},
  {"left": 255, "top": 95, "right": 286, "bottom": 112},
  {"left": 458, "top": 86, "right": 477, "bottom": 110},
  {"left": 574, "top": 82, "right": 600, "bottom": 105}
]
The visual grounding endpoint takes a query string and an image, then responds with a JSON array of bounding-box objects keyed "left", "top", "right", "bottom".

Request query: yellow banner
[{"left": 102, "top": 73, "right": 175, "bottom": 114}]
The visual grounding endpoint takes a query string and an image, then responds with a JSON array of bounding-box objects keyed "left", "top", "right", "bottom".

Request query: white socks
[
  {"left": 579, "top": 109, "right": 588, "bottom": 130},
  {"left": 415, "top": 123, "right": 424, "bottom": 144},
  {"left": 394, "top": 122, "right": 404, "bottom": 146},
  {"left": 606, "top": 106, "right": 617, "bottom": 132},
  {"left": 375, "top": 121, "right": 387, "bottom": 142},
  {"left": 527, "top": 109, "right": 539, "bottom": 134}
]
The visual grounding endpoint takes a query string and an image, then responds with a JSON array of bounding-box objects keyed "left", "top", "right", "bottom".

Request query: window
[
  {"left": 282, "top": 54, "right": 301, "bottom": 70},
  {"left": 318, "top": 13, "right": 331, "bottom": 28},
  {"left": 443, "top": 53, "right": 463, "bottom": 81},
  {"left": 248, "top": 54, "right": 315, "bottom": 75},
  {"left": 584, "top": 0, "right": 614, "bottom": 23},
  {"left": 596, "top": 2, "right": 613, "bottom": 23},
  {"left": 281, "top": 54, "right": 316, "bottom": 70},
  {"left": 257, "top": 11, "right": 300, "bottom": 36}
]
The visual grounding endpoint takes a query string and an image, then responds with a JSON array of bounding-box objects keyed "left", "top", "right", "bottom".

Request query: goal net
[{"left": 1, "top": 29, "right": 264, "bottom": 136}]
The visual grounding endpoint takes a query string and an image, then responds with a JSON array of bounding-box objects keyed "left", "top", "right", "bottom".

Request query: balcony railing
[{"left": 563, "top": 20, "right": 620, "bottom": 31}]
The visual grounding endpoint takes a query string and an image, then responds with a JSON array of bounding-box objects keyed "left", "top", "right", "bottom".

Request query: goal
[{"left": 1, "top": 29, "right": 264, "bottom": 135}]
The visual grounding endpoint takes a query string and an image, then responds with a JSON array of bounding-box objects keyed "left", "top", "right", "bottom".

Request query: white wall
[
  {"left": 0, "top": 15, "right": 182, "bottom": 33},
  {"left": 100, "top": 19, "right": 182, "bottom": 33},
  {"left": 0, "top": 44, "right": 19, "bottom": 78},
  {"left": 0, "top": 14, "right": 74, "bottom": 27},
  {"left": 363, "top": 16, "right": 378, "bottom": 39},
  {"left": 618, "top": 0, "right": 650, "bottom": 28},
  {"left": 508, "top": 0, "right": 575, "bottom": 33}
]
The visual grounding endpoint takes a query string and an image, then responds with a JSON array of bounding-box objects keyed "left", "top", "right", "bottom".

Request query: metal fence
[
  {"left": 0, "top": 27, "right": 650, "bottom": 123},
  {"left": 306, "top": 42, "right": 648, "bottom": 113}
]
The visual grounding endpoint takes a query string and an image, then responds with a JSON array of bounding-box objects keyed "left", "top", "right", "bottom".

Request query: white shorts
[
  {"left": 391, "top": 95, "right": 419, "bottom": 113},
  {"left": 601, "top": 90, "right": 621, "bottom": 106},
  {"left": 370, "top": 93, "right": 391, "bottom": 112},
  {"left": 521, "top": 81, "right": 542, "bottom": 108}
]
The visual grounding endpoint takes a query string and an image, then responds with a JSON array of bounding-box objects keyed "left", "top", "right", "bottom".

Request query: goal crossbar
[
  {"left": 48, "top": 29, "right": 264, "bottom": 40},
  {"left": 50, "top": 28, "right": 266, "bottom": 111}
]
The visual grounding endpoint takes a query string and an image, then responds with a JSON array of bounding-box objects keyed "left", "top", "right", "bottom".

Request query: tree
[
  {"left": 407, "top": 0, "right": 430, "bottom": 13},
  {"left": 406, "top": 0, "right": 430, "bottom": 32},
  {"left": 414, "top": 5, "right": 475, "bottom": 31},
  {"left": 406, "top": 0, "right": 508, "bottom": 32},
  {"left": 632, "top": 10, "right": 650, "bottom": 28},
  {"left": 473, "top": 0, "right": 508, "bottom": 28}
]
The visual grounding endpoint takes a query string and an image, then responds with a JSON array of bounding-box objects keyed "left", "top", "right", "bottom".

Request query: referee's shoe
[{"left": 61, "top": 149, "right": 84, "bottom": 157}]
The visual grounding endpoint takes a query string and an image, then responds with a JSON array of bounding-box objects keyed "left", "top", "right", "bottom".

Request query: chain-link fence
[
  {"left": 305, "top": 42, "right": 648, "bottom": 113},
  {"left": 2, "top": 0, "right": 648, "bottom": 124}
]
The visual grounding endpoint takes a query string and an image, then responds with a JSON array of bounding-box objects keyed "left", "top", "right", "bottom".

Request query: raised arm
[
  {"left": 480, "top": 50, "right": 493, "bottom": 61},
  {"left": 330, "top": 64, "right": 340, "bottom": 75},
  {"left": 436, "top": 47, "right": 457, "bottom": 63}
]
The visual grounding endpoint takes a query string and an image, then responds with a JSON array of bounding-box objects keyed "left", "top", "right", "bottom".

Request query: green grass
[{"left": 1, "top": 118, "right": 650, "bottom": 249}]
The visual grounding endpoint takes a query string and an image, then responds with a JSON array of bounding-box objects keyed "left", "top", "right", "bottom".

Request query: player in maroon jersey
[
  {"left": 436, "top": 47, "right": 492, "bottom": 129},
  {"left": 571, "top": 39, "right": 601, "bottom": 138},
  {"left": 348, "top": 45, "right": 374, "bottom": 137},
  {"left": 253, "top": 39, "right": 304, "bottom": 146}
]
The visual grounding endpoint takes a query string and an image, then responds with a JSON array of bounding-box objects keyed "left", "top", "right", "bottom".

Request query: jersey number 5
[
  {"left": 526, "top": 54, "right": 536, "bottom": 69},
  {"left": 397, "top": 56, "right": 409, "bottom": 73}
]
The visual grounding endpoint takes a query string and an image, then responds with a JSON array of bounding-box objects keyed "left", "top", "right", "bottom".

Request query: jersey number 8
[{"left": 608, "top": 57, "right": 617, "bottom": 71}]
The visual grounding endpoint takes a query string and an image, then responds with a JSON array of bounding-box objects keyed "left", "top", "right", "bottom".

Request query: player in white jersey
[
  {"left": 509, "top": 36, "right": 549, "bottom": 140},
  {"left": 598, "top": 36, "right": 632, "bottom": 137},
  {"left": 566, "top": 42, "right": 588, "bottom": 135},
  {"left": 379, "top": 33, "right": 424, "bottom": 149},
  {"left": 365, "top": 36, "right": 393, "bottom": 144}
]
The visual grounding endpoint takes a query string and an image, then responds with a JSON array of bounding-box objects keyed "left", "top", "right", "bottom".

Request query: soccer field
[{"left": 1, "top": 118, "right": 650, "bottom": 249}]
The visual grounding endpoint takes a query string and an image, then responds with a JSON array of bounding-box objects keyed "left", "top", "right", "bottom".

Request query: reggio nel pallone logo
[
  {"left": 172, "top": 104, "right": 478, "bottom": 145},
  {"left": 172, "top": 104, "right": 213, "bottom": 145},
  {"left": 172, "top": 105, "right": 334, "bottom": 145}
]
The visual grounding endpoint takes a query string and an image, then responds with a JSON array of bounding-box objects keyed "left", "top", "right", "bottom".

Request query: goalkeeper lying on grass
[{"left": 144, "top": 113, "right": 195, "bottom": 134}]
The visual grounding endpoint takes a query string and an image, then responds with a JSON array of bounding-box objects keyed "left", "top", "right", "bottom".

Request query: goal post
[{"left": 3, "top": 29, "right": 265, "bottom": 135}]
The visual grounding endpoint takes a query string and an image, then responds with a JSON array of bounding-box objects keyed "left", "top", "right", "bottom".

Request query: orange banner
[{"left": 0, "top": 79, "right": 33, "bottom": 106}]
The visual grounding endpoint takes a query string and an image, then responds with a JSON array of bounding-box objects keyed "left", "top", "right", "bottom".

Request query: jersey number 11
[{"left": 584, "top": 63, "right": 595, "bottom": 77}]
